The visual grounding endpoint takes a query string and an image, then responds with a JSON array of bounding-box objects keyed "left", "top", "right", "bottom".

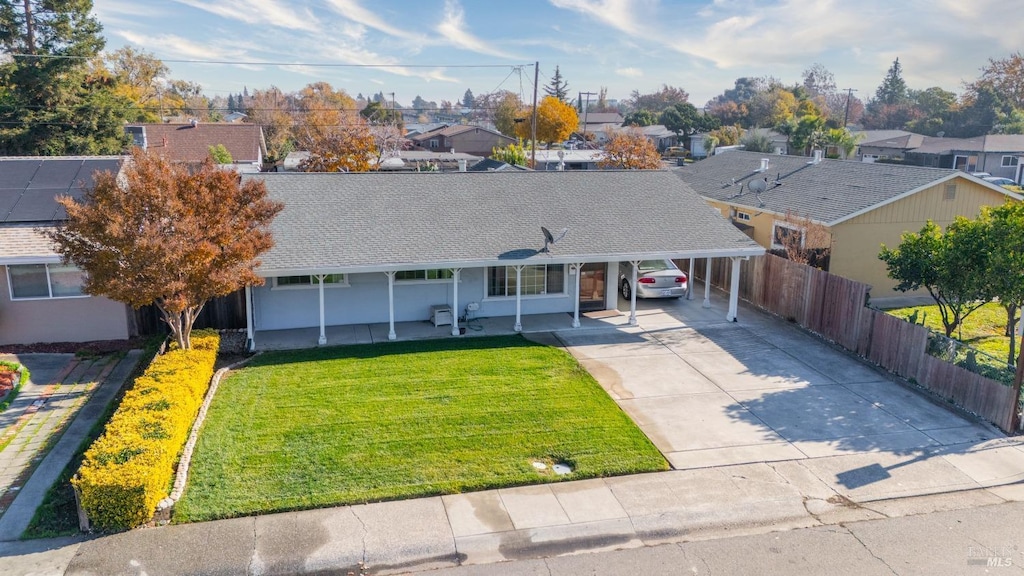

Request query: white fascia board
[
  {"left": 0, "top": 255, "right": 63, "bottom": 265},
  {"left": 257, "top": 247, "right": 766, "bottom": 277}
]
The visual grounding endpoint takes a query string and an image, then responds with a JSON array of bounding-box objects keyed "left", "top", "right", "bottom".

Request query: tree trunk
[
  {"left": 22, "top": 0, "right": 35, "bottom": 54},
  {"left": 1007, "top": 304, "right": 1019, "bottom": 367}
]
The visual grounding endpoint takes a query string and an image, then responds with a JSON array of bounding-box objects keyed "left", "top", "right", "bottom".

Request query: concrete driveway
[{"left": 556, "top": 291, "right": 1024, "bottom": 503}]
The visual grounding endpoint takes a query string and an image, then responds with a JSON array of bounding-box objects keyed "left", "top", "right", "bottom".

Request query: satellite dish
[
  {"left": 747, "top": 177, "right": 768, "bottom": 194},
  {"left": 541, "top": 226, "right": 569, "bottom": 252}
]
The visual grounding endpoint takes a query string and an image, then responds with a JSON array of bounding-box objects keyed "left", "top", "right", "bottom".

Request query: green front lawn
[
  {"left": 886, "top": 302, "right": 1017, "bottom": 368},
  {"left": 174, "top": 335, "right": 667, "bottom": 523}
]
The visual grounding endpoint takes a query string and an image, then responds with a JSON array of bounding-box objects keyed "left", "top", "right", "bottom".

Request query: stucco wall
[
  {"left": 252, "top": 267, "right": 577, "bottom": 331},
  {"left": 705, "top": 200, "right": 779, "bottom": 248},
  {"left": 0, "top": 266, "right": 131, "bottom": 345},
  {"left": 830, "top": 180, "right": 1012, "bottom": 297}
]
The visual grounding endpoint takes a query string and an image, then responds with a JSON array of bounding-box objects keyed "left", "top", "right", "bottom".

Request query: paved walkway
[
  {"left": 2, "top": 291, "right": 1023, "bottom": 575},
  {"left": 0, "top": 351, "right": 142, "bottom": 540}
]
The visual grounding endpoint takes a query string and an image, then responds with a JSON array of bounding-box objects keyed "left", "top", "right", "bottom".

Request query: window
[
  {"left": 487, "top": 264, "right": 564, "bottom": 297},
  {"left": 734, "top": 211, "right": 751, "bottom": 221},
  {"left": 1002, "top": 156, "right": 1020, "bottom": 168},
  {"left": 771, "top": 222, "right": 804, "bottom": 250},
  {"left": 7, "top": 263, "right": 86, "bottom": 300},
  {"left": 272, "top": 274, "right": 346, "bottom": 288},
  {"left": 394, "top": 269, "right": 453, "bottom": 281},
  {"left": 953, "top": 155, "right": 978, "bottom": 173},
  {"left": 429, "top": 139, "right": 439, "bottom": 149}
]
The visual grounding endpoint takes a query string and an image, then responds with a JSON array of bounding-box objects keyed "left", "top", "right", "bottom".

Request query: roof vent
[
  {"left": 759, "top": 158, "right": 769, "bottom": 172},
  {"left": 811, "top": 149, "right": 823, "bottom": 164},
  {"left": 189, "top": 118, "right": 198, "bottom": 128}
]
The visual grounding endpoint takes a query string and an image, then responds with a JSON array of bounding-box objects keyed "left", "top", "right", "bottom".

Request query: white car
[
  {"left": 982, "top": 176, "right": 1018, "bottom": 187},
  {"left": 618, "top": 260, "right": 688, "bottom": 300}
]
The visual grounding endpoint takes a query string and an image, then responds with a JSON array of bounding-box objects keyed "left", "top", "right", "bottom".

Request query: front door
[{"left": 578, "top": 263, "right": 606, "bottom": 312}]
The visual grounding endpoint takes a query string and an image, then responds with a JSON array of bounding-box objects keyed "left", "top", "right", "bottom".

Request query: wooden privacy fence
[
  {"left": 694, "top": 254, "right": 1017, "bottom": 433},
  {"left": 133, "top": 289, "right": 246, "bottom": 336}
]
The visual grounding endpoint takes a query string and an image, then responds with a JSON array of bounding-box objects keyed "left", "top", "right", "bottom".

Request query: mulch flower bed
[{"left": 0, "top": 366, "right": 18, "bottom": 400}]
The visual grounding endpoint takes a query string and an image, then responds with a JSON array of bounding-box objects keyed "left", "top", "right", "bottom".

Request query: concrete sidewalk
[{"left": 0, "top": 350, "right": 142, "bottom": 542}]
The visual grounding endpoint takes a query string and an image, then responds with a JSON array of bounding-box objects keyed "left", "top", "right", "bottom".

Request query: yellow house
[{"left": 677, "top": 150, "right": 1023, "bottom": 298}]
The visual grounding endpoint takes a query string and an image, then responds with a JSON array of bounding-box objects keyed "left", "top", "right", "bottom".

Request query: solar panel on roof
[
  {"left": 0, "top": 189, "right": 20, "bottom": 222},
  {"left": 72, "top": 159, "right": 119, "bottom": 190},
  {"left": 27, "top": 160, "right": 83, "bottom": 188},
  {"left": 0, "top": 160, "right": 43, "bottom": 189},
  {"left": 7, "top": 188, "right": 65, "bottom": 222}
]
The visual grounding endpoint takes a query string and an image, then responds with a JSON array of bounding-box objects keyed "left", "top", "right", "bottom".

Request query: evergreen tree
[
  {"left": 544, "top": 66, "right": 570, "bottom": 102},
  {"left": 227, "top": 93, "right": 236, "bottom": 113},
  {"left": 875, "top": 58, "right": 909, "bottom": 105},
  {"left": 462, "top": 89, "right": 475, "bottom": 109},
  {"left": 0, "top": 0, "right": 132, "bottom": 154}
]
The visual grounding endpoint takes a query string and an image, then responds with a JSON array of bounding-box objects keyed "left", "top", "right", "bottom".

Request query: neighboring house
[
  {"left": 125, "top": 122, "right": 267, "bottom": 171},
  {"left": 242, "top": 170, "right": 764, "bottom": 349},
  {"left": 0, "top": 157, "right": 135, "bottom": 346},
  {"left": 465, "top": 159, "right": 528, "bottom": 172},
  {"left": 859, "top": 133, "right": 1024, "bottom": 182},
  {"left": 407, "top": 124, "right": 516, "bottom": 157},
  {"left": 531, "top": 149, "right": 605, "bottom": 170},
  {"left": 222, "top": 111, "right": 248, "bottom": 123},
  {"left": 852, "top": 130, "right": 916, "bottom": 159},
  {"left": 278, "top": 151, "right": 484, "bottom": 172},
  {"left": 579, "top": 112, "right": 624, "bottom": 137},
  {"left": 640, "top": 125, "right": 677, "bottom": 150},
  {"left": 677, "top": 150, "right": 1022, "bottom": 297},
  {"left": 689, "top": 129, "right": 789, "bottom": 159}
]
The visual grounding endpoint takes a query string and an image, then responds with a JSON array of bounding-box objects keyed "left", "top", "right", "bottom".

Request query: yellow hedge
[{"left": 73, "top": 329, "right": 219, "bottom": 530}]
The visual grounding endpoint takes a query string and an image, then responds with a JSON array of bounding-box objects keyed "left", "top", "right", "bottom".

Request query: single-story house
[
  {"left": 579, "top": 112, "right": 624, "bottom": 137},
  {"left": 0, "top": 157, "right": 135, "bottom": 346},
  {"left": 125, "top": 122, "right": 268, "bottom": 171},
  {"left": 242, "top": 170, "right": 764, "bottom": 349},
  {"left": 677, "top": 150, "right": 1022, "bottom": 297},
  {"left": 530, "top": 149, "right": 605, "bottom": 170},
  {"left": 859, "top": 133, "right": 1024, "bottom": 183},
  {"left": 407, "top": 124, "right": 516, "bottom": 157},
  {"left": 278, "top": 150, "right": 485, "bottom": 172}
]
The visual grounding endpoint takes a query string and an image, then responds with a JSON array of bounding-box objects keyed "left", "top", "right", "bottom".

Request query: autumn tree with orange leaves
[
  {"left": 49, "top": 149, "right": 283, "bottom": 349},
  {"left": 598, "top": 127, "right": 662, "bottom": 169},
  {"left": 515, "top": 96, "right": 578, "bottom": 146},
  {"left": 291, "top": 82, "right": 378, "bottom": 172}
]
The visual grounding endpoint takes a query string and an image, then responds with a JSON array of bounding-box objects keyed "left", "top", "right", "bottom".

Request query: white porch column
[
  {"left": 450, "top": 268, "right": 462, "bottom": 336},
  {"left": 385, "top": 271, "right": 396, "bottom": 340},
  {"left": 316, "top": 274, "right": 327, "bottom": 345},
  {"left": 245, "top": 285, "right": 255, "bottom": 352},
  {"left": 513, "top": 265, "right": 524, "bottom": 332},
  {"left": 687, "top": 258, "right": 695, "bottom": 301},
  {"left": 571, "top": 262, "right": 583, "bottom": 328},
  {"left": 727, "top": 256, "right": 742, "bottom": 322},
  {"left": 703, "top": 257, "right": 712, "bottom": 308},
  {"left": 628, "top": 260, "right": 640, "bottom": 326}
]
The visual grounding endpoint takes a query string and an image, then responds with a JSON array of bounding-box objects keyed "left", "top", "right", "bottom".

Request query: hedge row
[{"left": 73, "top": 330, "right": 219, "bottom": 530}]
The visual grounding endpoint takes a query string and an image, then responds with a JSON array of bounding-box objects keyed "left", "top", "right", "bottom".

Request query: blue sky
[{"left": 93, "top": 0, "right": 1021, "bottom": 107}]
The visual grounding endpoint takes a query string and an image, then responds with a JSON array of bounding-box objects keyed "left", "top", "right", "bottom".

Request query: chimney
[
  {"left": 759, "top": 158, "right": 769, "bottom": 172},
  {"left": 458, "top": 159, "right": 467, "bottom": 172},
  {"left": 812, "top": 149, "right": 823, "bottom": 164}
]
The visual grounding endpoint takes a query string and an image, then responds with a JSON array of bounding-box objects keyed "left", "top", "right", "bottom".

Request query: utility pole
[
  {"left": 580, "top": 91, "right": 597, "bottom": 147},
  {"left": 842, "top": 88, "right": 858, "bottom": 128},
  {"left": 531, "top": 61, "right": 539, "bottom": 168}
]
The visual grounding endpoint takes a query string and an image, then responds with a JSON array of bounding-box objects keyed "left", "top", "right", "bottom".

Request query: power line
[{"left": 9, "top": 53, "right": 534, "bottom": 69}]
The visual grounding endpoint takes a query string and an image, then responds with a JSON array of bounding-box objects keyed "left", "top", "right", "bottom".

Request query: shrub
[{"left": 73, "top": 330, "right": 219, "bottom": 530}]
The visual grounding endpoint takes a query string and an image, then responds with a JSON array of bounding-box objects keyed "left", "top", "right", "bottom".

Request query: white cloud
[
  {"left": 436, "top": 0, "right": 519, "bottom": 59},
  {"left": 548, "top": 0, "right": 650, "bottom": 36},
  {"left": 616, "top": 67, "right": 643, "bottom": 77},
  {"left": 170, "top": 0, "right": 319, "bottom": 32},
  {"left": 322, "top": 0, "right": 429, "bottom": 42}
]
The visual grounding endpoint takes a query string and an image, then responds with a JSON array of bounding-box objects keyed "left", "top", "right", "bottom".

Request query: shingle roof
[
  {"left": 0, "top": 223, "right": 59, "bottom": 262},
  {"left": 0, "top": 157, "right": 123, "bottom": 223},
  {"left": 247, "top": 171, "right": 762, "bottom": 274},
  {"left": 128, "top": 123, "right": 266, "bottom": 164},
  {"left": 581, "top": 112, "right": 624, "bottom": 125},
  {"left": 675, "top": 150, "right": 1015, "bottom": 224}
]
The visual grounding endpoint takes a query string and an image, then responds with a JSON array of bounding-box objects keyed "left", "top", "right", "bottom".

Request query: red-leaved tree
[{"left": 49, "top": 149, "right": 283, "bottom": 349}]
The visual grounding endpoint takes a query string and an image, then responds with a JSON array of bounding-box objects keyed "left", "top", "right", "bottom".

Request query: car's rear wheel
[{"left": 621, "top": 279, "right": 631, "bottom": 300}]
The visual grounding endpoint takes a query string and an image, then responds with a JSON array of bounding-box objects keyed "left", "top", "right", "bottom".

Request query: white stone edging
[{"left": 157, "top": 353, "right": 260, "bottom": 516}]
